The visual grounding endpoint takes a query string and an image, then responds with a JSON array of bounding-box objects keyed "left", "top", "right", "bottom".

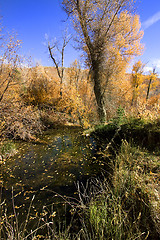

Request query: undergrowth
[
  {"left": 88, "top": 141, "right": 159, "bottom": 239},
  {"left": 0, "top": 115, "right": 160, "bottom": 239},
  {"left": 0, "top": 141, "right": 159, "bottom": 239}
]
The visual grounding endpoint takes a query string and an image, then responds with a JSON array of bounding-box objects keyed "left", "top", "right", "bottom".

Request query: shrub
[{"left": 0, "top": 101, "right": 43, "bottom": 140}]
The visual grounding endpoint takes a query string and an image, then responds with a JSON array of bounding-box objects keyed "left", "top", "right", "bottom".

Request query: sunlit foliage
[
  {"left": 62, "top": 0, "right": 144, "bottom": 122},
  {"left": 0, "top": 24, "right": 43, "bottom": 140},
  {"left": 146, "top": 68, "right": 159, "bottom": 101},
  {"left": 21, "top": 65, "right": 60, "bottom": 107}
]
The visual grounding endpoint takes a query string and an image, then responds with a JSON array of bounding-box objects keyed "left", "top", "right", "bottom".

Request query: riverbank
[
  {"left": 0, "top": 100, "right": 83, "bottom": 142},
  {"left": 0, "top": 117, "right": 159, "bottom": 239},
  {"left": 86, "top": 118, "right": 160, "bottom": 239},
  {"left": 65, "top": 118, "right": 159, "bottom": 239},
  {"left": 79, "top": 141, "right": 160, "bottom": 240}
]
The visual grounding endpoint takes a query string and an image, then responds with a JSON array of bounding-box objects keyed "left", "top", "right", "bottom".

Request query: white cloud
[
  {"left": 153, "top": 59, "right": 160, "bottom": 69},
  {"left": 142, "top": 11, "right": 160, "bottom": 30},
  {"left": 143, "top": 59, "right": 160, "bottom": 76},
  {"left": 144, "top": 66, "right": 153, "bottom": 73}
]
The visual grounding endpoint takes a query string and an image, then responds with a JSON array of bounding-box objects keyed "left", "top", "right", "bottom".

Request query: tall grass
[
  {"left": 0, "top": 140, "right": 159, "bottom": 239},
  {"left": 81, "top": 140, "right": 159, "bottom": 240},
  {"left": 0, "top": 187, "right": 79, "bottom": 239}
]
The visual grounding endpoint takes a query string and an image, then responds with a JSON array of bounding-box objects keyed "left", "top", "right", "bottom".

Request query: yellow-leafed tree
[
  {"left": 62, "top": 0, "right": 144, "bottom": 122},
  {"left": 131, "top": 60, "right": 145, "bottom": 106},
  {"left": 146, "top": 68, "right": 159, "bottom": 101}
]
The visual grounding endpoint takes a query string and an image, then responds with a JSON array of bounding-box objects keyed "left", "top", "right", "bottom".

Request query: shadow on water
[{"left": 0, "top": 126, "right": 105, "bottom": 232}]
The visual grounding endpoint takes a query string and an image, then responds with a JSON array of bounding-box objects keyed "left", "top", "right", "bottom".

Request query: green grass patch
[
  {"left": 0, "top": 140, "right": 17, "bottom": 159},
  {"left": 85, "top": 141, "right": 160, "bottom": 239}
]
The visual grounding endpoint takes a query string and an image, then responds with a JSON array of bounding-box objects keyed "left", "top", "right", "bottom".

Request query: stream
[{"left": 1, "top": 126, "right": 105, "bottom": 227}]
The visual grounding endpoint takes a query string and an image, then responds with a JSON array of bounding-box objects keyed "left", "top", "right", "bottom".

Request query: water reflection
[{"left": 1, "top": 127, "right": 103, "bottom": 214}]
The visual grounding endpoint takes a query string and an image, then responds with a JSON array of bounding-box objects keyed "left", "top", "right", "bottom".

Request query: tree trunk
[
  {"left": 92, "top": 67, "right": 106, "bottom": 123},
  {"left": 146, "top": 78, "right": 152, "bottom": 101}
]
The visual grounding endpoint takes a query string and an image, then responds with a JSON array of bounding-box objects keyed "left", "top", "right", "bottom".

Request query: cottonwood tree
[
  {"left": 146, "top": 67, "right": 158, "bottom": 101},
  {"left": 131, "top": 60, "right": 145, "bottom": 106},
  {"left": 67, "top": 59, "right": 96, "bottom": 126},
  {"left": 48, "top": 30, "right": 70, "bottom": 97},
  {"left": 68, "top": 59, "right": 82, "bottom": 90},
  {"left": 62, "top": 0, "right": 144, "bottom": 122}
]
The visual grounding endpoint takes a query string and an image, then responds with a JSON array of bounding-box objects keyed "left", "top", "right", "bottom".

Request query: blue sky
[{"left": 0, "top": 0, "right": 160, "bottom": 74}]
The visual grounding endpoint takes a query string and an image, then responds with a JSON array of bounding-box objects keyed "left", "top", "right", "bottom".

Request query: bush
[{"left": 0, "top": 101, "right": 43, "bottom": 140}]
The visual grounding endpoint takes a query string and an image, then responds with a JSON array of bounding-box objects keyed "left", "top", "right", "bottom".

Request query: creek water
[{"left": 1, "top": 126, "right": 104, "bottom": 228}]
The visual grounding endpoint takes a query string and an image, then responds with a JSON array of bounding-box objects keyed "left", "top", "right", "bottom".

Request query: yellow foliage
[
  {"left": 130, "top": 60, "right": 145, "bottom": 105},
  {"left": 22, "top": 65, "right": 60, "bottom": 106},
  {"left": 21, "top": 62, "right": 95, "bottom": 127},
  {"left": 57, "top": 60, "right": 94, "bottom": 128},
  {"left": 146, "top": 69, "right": 159, "bottom": 93},
  {"left": 102, "top": 12, "right": 144, "bottom": 115},
  {"left": 128, "top": 97, "right": 160, "bottom": 121}
]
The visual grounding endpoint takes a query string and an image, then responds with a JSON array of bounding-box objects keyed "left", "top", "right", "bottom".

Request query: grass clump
[
  {"left": 0, "top": 191, "right": 76, "bottom": 240},
  {"left": 0, "top": 140, "right": 17, "bottom": 160},
  {"left": 0, "top": 141, "right": 159, "bottom": 239},
  {"left": 82, "top": 141, "right": 160, "bottom": 240},
  {"left": 0, "top": 117, "right": 159, "bottom": 239}
]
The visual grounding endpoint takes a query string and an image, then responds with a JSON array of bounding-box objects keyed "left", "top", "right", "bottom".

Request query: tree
[
  {"left": 68, "top": 59, "right": 82, "bottom": 90},
  {"left": 131, "top": 60, "right": 145, "bottom": 106},
  {"left": 67, "top": 59, "right": 96, "bottom": 126},
  {"left": 48, "top": 30, "right": 70, "bottom": 97},
  {"left": 62, "top": 0, "right": 144, "bottom": 122},
  {"left": 146, "top": 67, "right": 158, "bottom": 101},
  {"left": 0, "top": 30, "right": 22, "bottom": 102}
]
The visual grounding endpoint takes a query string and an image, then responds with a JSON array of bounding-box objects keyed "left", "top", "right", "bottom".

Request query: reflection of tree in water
[
  {"left": 1, "top": 128, "right": 100, "bottom": 207},
  {"left": 0, "top": 127, "right": 105, "bottom": 236}
]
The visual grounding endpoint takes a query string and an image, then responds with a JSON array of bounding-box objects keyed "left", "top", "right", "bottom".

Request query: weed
[
  {"left": 78, "top": 141, "right": 160, "bottom": 240},
  {"left": 0, "top": 140, "right": 17, "bottom": 159}
]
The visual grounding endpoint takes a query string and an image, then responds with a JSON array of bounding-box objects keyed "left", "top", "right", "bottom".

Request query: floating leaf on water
[
  {"left": 40, "top": 186, "right": 48, "bottom": 190},
  {"left": 10, "top": 174, "right": 15, "bottom": 178},
  {"left": 29, "top": 216, "right": 36, "bottom": 220},
  {"left": 15, "top": 205, "right": 22, "bottom": 209},
  {"left": 49, "top": 211, "right": 56, "bottom": 218},
  {"left": 24, "top": 197, "right": 30, "bottom": 200},
  {"left": 14, "top": 191, "right": 22, "bottom": 197},
  {"left": 35, "top": 235, "right": 45, "bottom": 239}
]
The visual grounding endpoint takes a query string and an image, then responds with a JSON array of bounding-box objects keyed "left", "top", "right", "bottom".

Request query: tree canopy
[{"left": 62, "top": 0, "right": 144, "bottom": 122}]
